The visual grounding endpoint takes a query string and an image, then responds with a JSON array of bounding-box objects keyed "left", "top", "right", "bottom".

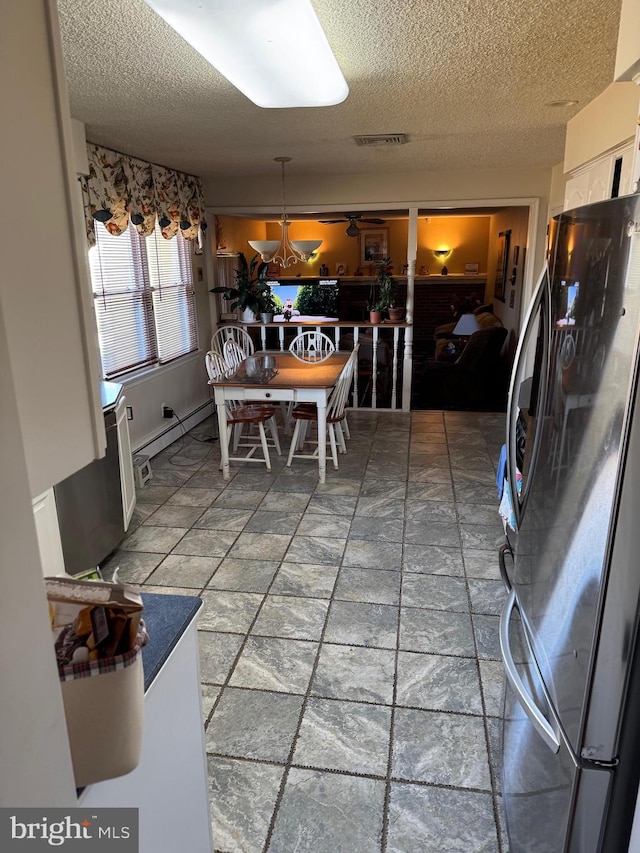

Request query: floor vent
[{"left": 353, "top": 133, "right": 409, "bottom": 147}]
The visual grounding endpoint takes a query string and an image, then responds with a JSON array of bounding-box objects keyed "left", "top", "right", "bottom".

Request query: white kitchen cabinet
[
  {"left": 586, "top": 156, "right": 615, "bottom": 204},
  {"left": 116, "top": 395, "right": 136, "bottom": 530},
  {"left": 79, "top": 599, "right": 212, "bottom": 853},
  {"left": 564, "top": 141, "right": 635, "bottom": 210},
  {"left": 564, "top": 172, "right": 589, "bottom": 211}
]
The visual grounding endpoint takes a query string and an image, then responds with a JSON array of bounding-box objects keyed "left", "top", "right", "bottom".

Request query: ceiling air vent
[{"left": 353, "top": 133, "right": 408, "bottom": 147}]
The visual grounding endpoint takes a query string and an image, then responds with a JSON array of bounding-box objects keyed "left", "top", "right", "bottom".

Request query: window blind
[
  {"left": 89, "top": 221, "right": 198, "bottom": 379},
  {"left": 147, "top": 224, "right": 198, "bottom": 364}
]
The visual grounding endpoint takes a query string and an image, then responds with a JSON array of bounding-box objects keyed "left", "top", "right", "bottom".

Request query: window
[{"left": 89, "top": 221, "right": 198, "bottom": 378}]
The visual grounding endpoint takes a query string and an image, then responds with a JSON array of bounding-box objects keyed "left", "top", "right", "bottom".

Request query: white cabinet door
[
  {"left": 587, "top": 156, "right": 614, "bottom": 204},
  {"left": 618, "top": 142, "right": 636, "bottom": 196},
  {"left": 564, "top": 172, "right": 589, "bottom": 211},
  {"left": 32, "top": 488, "right": 66, "bottom": 576},
  {"left": 79, "top": 618, "right": 213, "bottom": 852},
  {"left": 116, "top": 396, "right": 136, "bottom": 530}
]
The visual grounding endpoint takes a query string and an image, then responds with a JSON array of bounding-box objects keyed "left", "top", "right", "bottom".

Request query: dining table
[{"left": 208, "top": 351, "right": 349, "bottom": 483}]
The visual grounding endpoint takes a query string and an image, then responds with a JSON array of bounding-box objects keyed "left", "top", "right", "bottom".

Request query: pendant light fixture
[{"left": 249, "top": 158, "right": 322, "bottom": 268}]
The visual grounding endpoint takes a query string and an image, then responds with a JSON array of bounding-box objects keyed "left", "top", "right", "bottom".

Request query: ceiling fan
[{"left": 318, "top": 213, "right": 386, "bottom": 237}]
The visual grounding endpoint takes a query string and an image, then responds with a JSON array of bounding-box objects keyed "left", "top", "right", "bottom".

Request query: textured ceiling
[{"left": 57, "top": 0, "right": 622, "bottom": 183}]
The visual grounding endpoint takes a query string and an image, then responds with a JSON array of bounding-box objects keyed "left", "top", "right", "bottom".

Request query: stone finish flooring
[{"left": 105, "top": 410, "right": 509, "bottom": 852}]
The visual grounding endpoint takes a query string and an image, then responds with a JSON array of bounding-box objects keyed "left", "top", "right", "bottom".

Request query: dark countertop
[
  {"left": 100, "top": 380, "right": 123, "bottom": 412},
  {"left": 140, "top": 592, "right": 202, "bottom": 691}
]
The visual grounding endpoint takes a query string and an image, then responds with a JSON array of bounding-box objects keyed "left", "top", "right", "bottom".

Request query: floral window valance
[{"left": 81, "top": 143, "right": 207, "bottom": 245}]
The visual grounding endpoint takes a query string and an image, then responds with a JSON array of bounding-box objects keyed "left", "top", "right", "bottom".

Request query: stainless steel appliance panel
[
  {"left": 54, "top": 407, "right": 125, "bottom": 574},
  {"left": 502, "top": 591, "right": 575, "bottom": 853},
  {"left": 508, "top": 195, "right": 640, "bottom": 754}
]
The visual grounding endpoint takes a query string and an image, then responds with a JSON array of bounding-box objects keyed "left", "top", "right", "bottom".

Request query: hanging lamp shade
[
  {"left": 453, "top": 313, "right": 481, "bottom": 335},
  {"left": 248, "top": 159, "right": 323, "bottom": 268}
]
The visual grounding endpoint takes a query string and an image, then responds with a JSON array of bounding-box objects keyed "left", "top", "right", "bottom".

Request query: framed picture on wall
[
  {"left": 360, "top": 228, "right": 389, "bottom": 265},
  {"left": 494, "top": 229, "right": 511, "bottom": 302}
]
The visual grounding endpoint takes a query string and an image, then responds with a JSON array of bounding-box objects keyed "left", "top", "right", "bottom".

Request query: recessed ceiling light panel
[{"left": 143, "top": 0, "right": 349, "bottom": 108}]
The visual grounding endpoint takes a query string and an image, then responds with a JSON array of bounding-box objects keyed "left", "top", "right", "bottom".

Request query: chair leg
[
  {"left": 335, "top": 421, "right": 347, "bottom": 454},
  {"left": 232, "top": 423, "right": 243, "bottom": 452},
  {"left": 328, "top": 424, "right": 339, "bottom": 468},
  {"left": 298, "top": 420, "right": 309, "bottom": 450},
  {"left": 268, "top": 416, "right": 282, "bottom": 455},
  {"left": 287, "top": 420, "right": 302, "bottom": 467},
  {"left": 343, "top": 413, "right": 351, "bottom": 440},
  {"left": 281, "top": 401, "right": 291, "bottom": 434},
  {"left": 257, "top": 421, "right": 271, "bottom": 471}
]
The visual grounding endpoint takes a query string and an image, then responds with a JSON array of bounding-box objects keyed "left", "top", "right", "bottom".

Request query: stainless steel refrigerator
[{"left": 500, "top": 193, "right": 640, "bottom": 852}]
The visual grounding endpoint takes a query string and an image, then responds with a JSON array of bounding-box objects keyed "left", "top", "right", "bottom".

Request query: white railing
[{"left": 235, "top": 320, "right": 412, "bottom": 411}]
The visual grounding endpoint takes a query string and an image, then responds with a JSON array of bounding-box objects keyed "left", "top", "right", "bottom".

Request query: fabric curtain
[{"left": 82, "top": 142, "right": 206, "bottom": 246}]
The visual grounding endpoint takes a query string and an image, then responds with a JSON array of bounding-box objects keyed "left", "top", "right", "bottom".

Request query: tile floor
[{"left": 105, "top": 409, "right": 509, "bottom": 852}]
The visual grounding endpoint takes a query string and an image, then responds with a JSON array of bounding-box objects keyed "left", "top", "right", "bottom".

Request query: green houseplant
[
  {"left": 210, "top": 252, "right": 270, "bottom": 321},
  {"left": 368, "top": 257, "right": 399, "bottom": 323},
  {"left": 260, "top": 288, "right": 278, "bottom": 323}
]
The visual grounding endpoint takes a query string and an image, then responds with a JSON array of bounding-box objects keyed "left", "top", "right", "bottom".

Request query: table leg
[
  {"left": 317, "top": 398, "right": 327, "bottom": 484},
  {"left": 215, "top": 396, "right": 230, "bottom": 479}
]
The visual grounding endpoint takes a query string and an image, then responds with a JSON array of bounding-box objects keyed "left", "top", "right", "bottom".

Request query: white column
[{"left": 403, "top": 208, "right": 418, "bottom": 411}]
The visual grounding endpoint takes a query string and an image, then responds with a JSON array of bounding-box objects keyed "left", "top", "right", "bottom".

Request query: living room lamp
[
  {"left": 453, "top": 313, "right": 481, "bottom": 336},
  {"left": 142, "top": 0, "right": 348, "bottom": 108},
  {"left": 249, "top": 158, "right": 323, "bottom": 268}
]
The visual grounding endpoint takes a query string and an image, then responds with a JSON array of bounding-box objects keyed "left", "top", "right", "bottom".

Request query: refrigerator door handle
[
  {"left": 498, "top": 543, "right": 513, "bottom": 592},
  {"left": 500, "top": 589, "right": 561, "bottom": 754},
  {"left": 506, "top": 265, "right": 551, "bottom": 529}
]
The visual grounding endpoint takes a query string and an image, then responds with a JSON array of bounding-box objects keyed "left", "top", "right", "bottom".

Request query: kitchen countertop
[
  {"left": 100, "top": 380, "right": 123, "bottom": 412},
  {"left": 140, "top": 592, "right": 202, "bottom": 691}
]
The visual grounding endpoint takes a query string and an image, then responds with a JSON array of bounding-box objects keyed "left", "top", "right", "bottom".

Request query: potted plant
[
  {"left": 260, "top": 289, "right": 278, "bottom": 323},
  {"left": 210, "top": 252, "right": 269, "bottom": 323},
  {"left": 369, "top": 257, "right": 400, "bottom": 323}
]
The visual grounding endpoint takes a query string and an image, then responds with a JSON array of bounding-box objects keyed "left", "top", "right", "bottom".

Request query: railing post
[
  {"left": 391, "top": 326, "right": 399, "bottom": 410},
  {"left": 353, "top": 326, "right": 360, "bottom": 408},
  {"left": 371, "top": 325, "right": 379, "bottom": 409}
]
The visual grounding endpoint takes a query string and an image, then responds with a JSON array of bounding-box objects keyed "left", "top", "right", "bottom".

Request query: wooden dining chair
[
  {"left": 289, "top": 331, "right": 336, "bottom": 363},
  {"left": 211, "top": 325, "right": 254, "bottom": 358},
  {"left": 205, "top": 350, "right": 281, "bottom": 470},
  {"left": 286, "top": 347, "right": 358, "bottom": 471},
  {"left": 222, "top": 339, "right": 248, "bottom": 370}
]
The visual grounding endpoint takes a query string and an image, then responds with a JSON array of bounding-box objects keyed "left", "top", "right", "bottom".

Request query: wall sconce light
[{"left": 433, "top": 248, "right": 451, "bottom": 259}]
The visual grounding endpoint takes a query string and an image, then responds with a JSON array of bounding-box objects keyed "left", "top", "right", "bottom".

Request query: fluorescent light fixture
[{"left": 143, "top": 0, "right": 349, "bottom": 108}]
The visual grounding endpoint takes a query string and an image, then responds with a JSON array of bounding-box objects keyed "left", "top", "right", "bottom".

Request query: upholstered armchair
[{"left": 419, "top": 326, "right": 508, "bottom": 409}]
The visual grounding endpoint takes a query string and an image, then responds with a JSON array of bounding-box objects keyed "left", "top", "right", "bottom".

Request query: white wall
[
  {"left": 4, "top": 0, "right": 104, "bottom": 497},
  {"left": 489, "top": 207, "right": 531, "bottom": 357},
  {"left": 0, "top": 0, "right": 94, "bottom": 806},
  {"left": 615, "top": 0, "right": 640, "bottom": 81},
  {"left": 121, "top": 248, "right": 213, "bottom": 454},
  {"left": 548, "top": 162, "right": 569, "bottom": 219},
  {"left": 564, "top": 82, "right": 639, "bottom": 173},
  {"left": 0, "top": 296, "right": 77, "bottom": 806},
  {"left": 203, "top": 165, "right": 553, "bottom": 211}
]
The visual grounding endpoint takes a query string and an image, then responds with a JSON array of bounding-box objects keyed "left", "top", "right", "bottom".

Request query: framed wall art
[
  {"left": 360, "top": 228, "right": 389, "bottom": 265},
  {"left": 494, "top": 229, "right": 511, "bottom": 302}
]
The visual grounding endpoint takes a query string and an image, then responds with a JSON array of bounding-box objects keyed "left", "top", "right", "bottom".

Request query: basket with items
[{"left": 46, "top": 575, "right": 148, "bottom": 788}]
